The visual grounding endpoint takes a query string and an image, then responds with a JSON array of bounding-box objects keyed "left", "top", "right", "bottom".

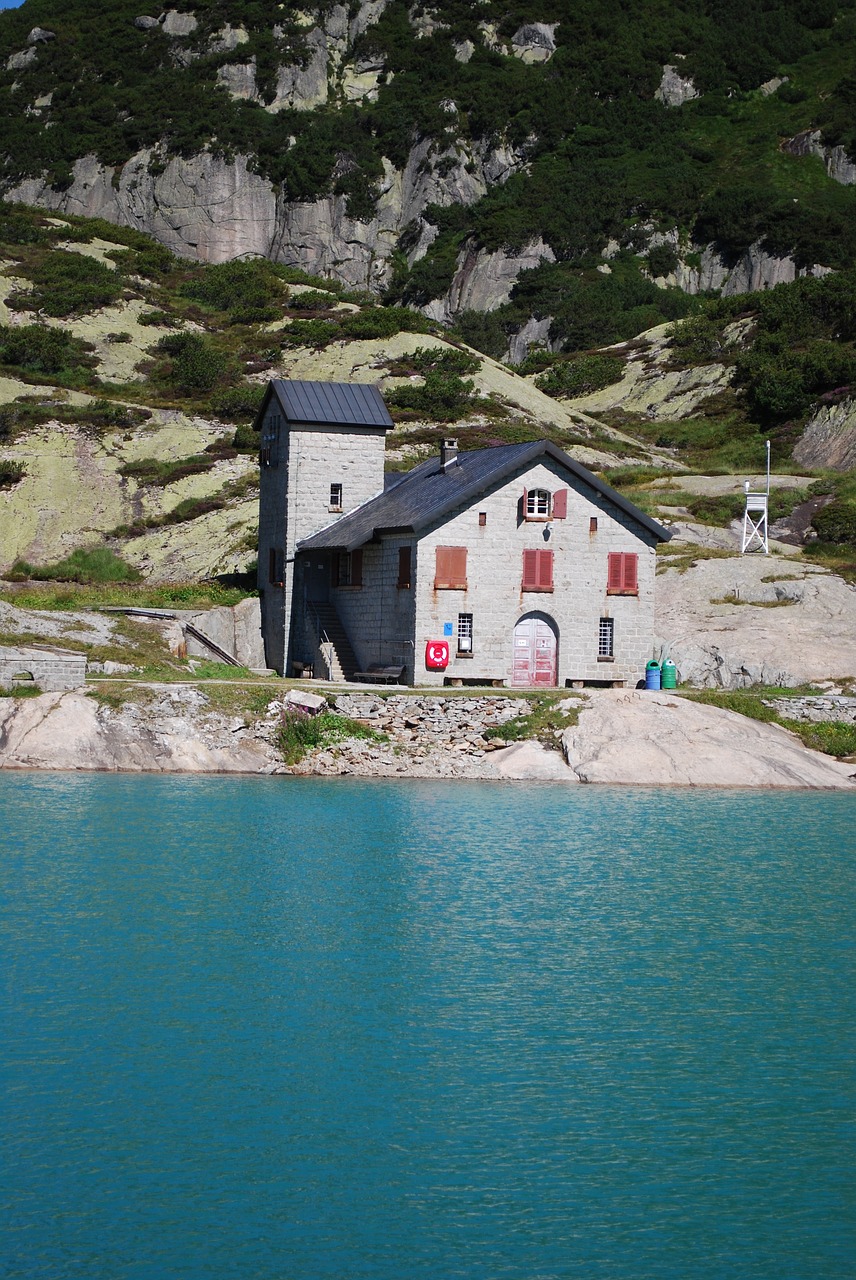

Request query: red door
[{"left": 512, "top": 615, "right": 558, "bottom": 687}]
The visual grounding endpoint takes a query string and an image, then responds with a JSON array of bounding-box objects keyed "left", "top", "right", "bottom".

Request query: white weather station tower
[{"left": 741, "top": 439, "right": 771, "bottom": 555}]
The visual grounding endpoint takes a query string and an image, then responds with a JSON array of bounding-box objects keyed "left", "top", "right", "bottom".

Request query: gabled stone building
[{"left": 256, "top": 379, "right": 671, "bottom": 687}]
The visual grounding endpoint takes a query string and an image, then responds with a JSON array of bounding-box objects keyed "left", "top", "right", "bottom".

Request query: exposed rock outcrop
[
  {"left": 510, "top": 24, "right": 558, "bottom": 63},
  {"left": 656, "top": 555, "right": 856, "bottom": 689},
  {"left": 656, "top": 64, "right": 699, "bottom": 106},
  {"left": 783, "top": 129, "right": 856, "bottom": 186},
  {"left": 424, "top": 237, "right": 555, "bottom": 324},
  {"left": 561, "top": 690, "right": 854, "bottom": 787},
  {"left": 793, "top": 397, "right": 856, "bottom": 470}
]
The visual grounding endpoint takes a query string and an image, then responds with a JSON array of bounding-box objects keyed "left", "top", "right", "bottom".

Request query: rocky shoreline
[{"left": 1, "top": 684, "right": 854, "bottom": 789}]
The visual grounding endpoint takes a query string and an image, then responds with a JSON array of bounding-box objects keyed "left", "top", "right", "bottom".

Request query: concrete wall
[
  {"left": 257, "top": 406, "right": 388, "bottom": 673},
  {"left": 408, "top": 458, "right": 658, "bottom": 688}
]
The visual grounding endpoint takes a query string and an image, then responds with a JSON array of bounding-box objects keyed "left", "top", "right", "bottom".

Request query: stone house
[{"left": 256, "top": 379, "right": 671, "bottom": 687}]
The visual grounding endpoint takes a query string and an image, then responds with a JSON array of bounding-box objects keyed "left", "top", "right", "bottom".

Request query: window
[
  {"left": 435, "top": 546, "right": 467, "bottom": 589},
  {"left": 523, "top": 488, "right": 567, "bottom": 519},
  {"left": 589, "top": 516, "right": 598, "bottom": 534},
  {"left": 329, "top": 483, "right": 343, "bottom": 511},
  {"left": 607, "top": 552, "right": 638, "bottom": 595},
  {"left": 598, "top": 617, "right": 614, "bottom": 660},
  {"left": 478, "top": 511, "right": 487, "bottom": 527},
  {"left": 457, "top": 613, "right": 473, "bottom": 655},
  {"left": 332, "top": 549, "right": 363, "bottom": 588},
  {"left": 525, "top": 488, "right": 551, "bottom": 519},
  {"left": 260, "top": 414, "right": 280, "bottom": 468},
  {"left": 522, "top": 548, "right": 553, "bottom": 591},
  {"left": 268, "top": 547, "right": 284, "bottom": 586},
  {"left": 397, "top": 546, "right": 412, "bottom": 589}
]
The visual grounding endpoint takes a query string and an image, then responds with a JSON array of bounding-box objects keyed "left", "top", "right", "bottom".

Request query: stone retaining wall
[{"left": 762, "top": 695, "right": 856, "bottom": 724}]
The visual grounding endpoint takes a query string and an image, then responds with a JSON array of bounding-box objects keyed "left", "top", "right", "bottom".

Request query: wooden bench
[{"left": 352, "top": 664, "right": 406, "bottom": 685}]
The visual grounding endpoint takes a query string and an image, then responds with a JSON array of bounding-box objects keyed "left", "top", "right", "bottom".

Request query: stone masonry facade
[{"left": 257, "top": 408, "right": 387, "bottom": 675}]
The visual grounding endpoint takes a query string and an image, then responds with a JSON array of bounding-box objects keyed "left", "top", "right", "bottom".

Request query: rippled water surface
[{"left": 2, "top": 774, "right": 855, "bottom": 1279}]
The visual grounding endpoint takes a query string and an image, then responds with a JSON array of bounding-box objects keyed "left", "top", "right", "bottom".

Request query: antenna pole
[{"left": 766, "top": 439, "right": 771, "bottom": 495}]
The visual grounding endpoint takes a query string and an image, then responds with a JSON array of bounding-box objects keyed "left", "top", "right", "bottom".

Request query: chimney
[{"left": 440, "top": 438, "right": 458, "bottom": 470}]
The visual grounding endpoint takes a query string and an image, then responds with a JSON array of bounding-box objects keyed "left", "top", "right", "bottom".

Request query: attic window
[
  {"left": 525, "top": 488, "right": 551, "bottom": 519},
  {"left": 329, "top": 482, "right": 343, "bottom": 511}
]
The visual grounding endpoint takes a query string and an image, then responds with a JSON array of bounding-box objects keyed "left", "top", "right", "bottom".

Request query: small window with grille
[
  {"left": 457, "top": 613, "right": 473, "bottom": 655},
  {"left": 329, "top": 482, "right": 343, "bottom": 511},
  {"left": 598, "top": 617, "right": 614, "bottom": 660}
]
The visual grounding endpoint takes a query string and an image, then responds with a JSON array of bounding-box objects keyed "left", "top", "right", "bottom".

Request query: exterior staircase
[{"left": 307, "top": 602, "right": 359, "bottom": 681}]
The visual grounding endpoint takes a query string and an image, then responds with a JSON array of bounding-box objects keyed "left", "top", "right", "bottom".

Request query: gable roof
[
  {"left": 253, "top": 379, "right": 393, "bottom": 430},
  {"left": 298, "top": 440, "right": 671, "bottom": 552}
]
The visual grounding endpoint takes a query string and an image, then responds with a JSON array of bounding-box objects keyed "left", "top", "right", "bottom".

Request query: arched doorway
[{"left": 512, "top": 613, "right": 558, "bottom": 687}]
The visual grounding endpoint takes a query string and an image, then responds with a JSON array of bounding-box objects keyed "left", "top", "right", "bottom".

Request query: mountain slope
[{"left": 2, "top": 0, "right": 856, "bottom": 361}]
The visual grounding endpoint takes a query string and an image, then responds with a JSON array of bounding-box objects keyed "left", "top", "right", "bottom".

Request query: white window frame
[
  {"left": 329, "top": 482, "right": 343, "bottom": 511},
  {"left": 526, "top": 489, "right": 551, "bottom": 519},
  {"left": 598, "top": 617, "right": 614, "bottom": 661},
  {"left": 457, "top": 613, "right": 473, "bottom": 655}
]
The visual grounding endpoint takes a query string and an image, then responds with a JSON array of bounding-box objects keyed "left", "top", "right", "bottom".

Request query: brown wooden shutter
[
  {"left": 351, "top": 549, "right": 363, "bottom": 587},
  {"left": 552, "top": 489, "right": 568, "bottom": 519},
  {"left": 622, "top": 552, "right": 638, "bottom": 594},
  {"left": 435, "top": 546, "right": 467, "bottom": 588},
  {"left": 522, "top": 486, "right": 528, "bottom": 517},
  {"left": 538, "top": 549, "right": 554, "bottom": 589},
  {"left": 397, "top": 546, "right": 412, "bottom": 588},
  {"left": 607, "top": 552, "right": 638, "bottom": 594}
]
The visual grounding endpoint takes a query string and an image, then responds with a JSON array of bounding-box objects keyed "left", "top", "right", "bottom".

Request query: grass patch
[
  {"left": 0, "top": 581, "right": 253, "bottom": 610},
  {"left": 0, "top": 683, "right": 43, "bottom": 698},
  {"left": 275, "top": 708, "right": 385, "bottom": 765},
  {"left": 682, "top": 689, "right": 856, "bottom": 758},
  {"left": 482, "top": 692, "right": 581, "bottom": 750},
  {"left": 9, "top": 547, "right": 141, "bottom": 584},
  {"left": 86, "top": 683, "right": 156, "bottom": 711}
]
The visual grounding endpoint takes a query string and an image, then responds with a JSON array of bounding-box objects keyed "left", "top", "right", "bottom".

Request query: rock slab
[{"left": 561, "top": 690, "right": 855, "bottom": 788}]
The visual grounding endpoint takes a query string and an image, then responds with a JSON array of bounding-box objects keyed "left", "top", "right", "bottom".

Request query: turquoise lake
[{"left": 2, "top": 773, "right": 855, "bottom": 1279}]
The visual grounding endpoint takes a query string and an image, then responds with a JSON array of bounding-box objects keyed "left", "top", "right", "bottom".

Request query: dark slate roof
[
  {"left": 298, "top": 441, "right": 671, "bottom": 552},
  {"left": 254, "top": 379, "right": 393, "bottom": 429}
]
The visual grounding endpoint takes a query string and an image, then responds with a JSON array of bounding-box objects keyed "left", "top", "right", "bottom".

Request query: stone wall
[
  {"left": 411, "top": 458, "right": 658, "bottom": 688},
  {"left": 0, "top": 646, "right": 86, "bottom": 691}
]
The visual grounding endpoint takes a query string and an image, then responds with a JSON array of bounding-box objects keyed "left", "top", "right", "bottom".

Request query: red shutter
[
  {"left": 522, "top": 486, "right": 528, "bottom": 518},
  {"left": 522, "top": 549, "right": 553, "bottom": 591},
  {"left": 397, "top": 546, "right": 411, "bottom": 589},
  {"left": 607, "top": 553, "right": 623, "bottom": 594},
  {"left": 522, "top": 548, "right": 538, "bottom": 589},
  {"left": 607, "top": 552, "right": 638, "bottom": 595},
  {"left": 351, "top": 548, "right": 363, "bottom": 588},
  {"left": 552, "top": 489, "right": 567, "bottom": 519},
  {"left": 435, "top": 546, "right": 467, "bottom": 588}
]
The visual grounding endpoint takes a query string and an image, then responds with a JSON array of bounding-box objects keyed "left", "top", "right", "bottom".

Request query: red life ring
[{"left": 425, "top": 640, "right": 450, "bottom": 670}]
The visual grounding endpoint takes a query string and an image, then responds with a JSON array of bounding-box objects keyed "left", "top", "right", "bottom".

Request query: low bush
[
  {"left": 811, "top": 500, "right": 856, "bottom": 545},
  {"left": 181, "top": 259, "right": 286, "bottom": 324},
  {"left": 0, "top": 460, "right": 26, "bottom": 488},
  {"left": 0, "top": 325, "right": 95, "bottom": 376},
  {"left": 210, "top": 383, "right": 266, "bottom": 421},
  {"left": 118, "top": 455, "right": 216, "bottom": 486},
  {"left": 275, "top": 708, "right": 383, "bottom": 764},
  {"left": 17, "top": 250, "right": 123, "bottom": 317},
  {"left": 154, "top": 333, "right": 228, "bottom": 392},
  {"left": 387, "top": 370, "right": 478, "bottom": 422},
  {"left": 535, "top": 354, "right": 625, "bottom": 399}
]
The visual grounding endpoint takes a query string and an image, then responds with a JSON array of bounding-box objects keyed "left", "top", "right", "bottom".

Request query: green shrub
[
  {"left": 535, "top": 354, "right": 625, "bottom": 399},
  {"left": 280, "top": 319, "right": 340, "bottom": 348},
  {"left": 139, "top": 309, "right": 173, "bottom": 326},
  {"left": 811, "top": 500, "right": 856, "bottom": 545},
  {"left": 181, "top": 259, "right": 285, "bottom": 323},
  {"left": 647, "top": 244, "right": 679, "bottom": 278},
  {"left": 154, "top": 333, "right": 227, "bottom": 392},
  {"left": 0, "top": 325, "right": 94, "bottom": 376},
  {"left": 275, "top": 708, "right": 382, "bottom": 765},
  {"left": 387, "top": 370, "right": 477, "bottom": 421},
  {"left": 118, "top": 455, "right": 216, "bottom": 486},
  {"left": 288, "top": 290, "right": 337, "bottom": 311},
  {"left": 787, "top": 720, "right": 856, "bottom": 758},
  {"left": 339, "top": 306, "right": 432, "bottom": 340},
  {"left": 210, "top": 383, "right": 266, "bottom": 421},
  {"left": 0, "top": 460, "right": 25, "bottom": 488},
  {"left": 19, "top": 250, "right": 123, "bottom": 317}
]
